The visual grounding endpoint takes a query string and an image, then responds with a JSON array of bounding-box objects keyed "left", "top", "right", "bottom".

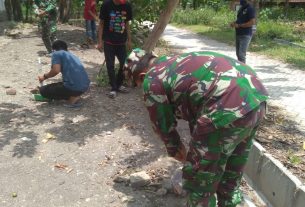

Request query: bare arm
[
  {"left": 97, "top": 20, "right": 104, "bottom": 49},
  {"left": 126, "top": 21, "right": 132, "bottom": 51},
  {"left": 237, "top": 18, "right": 255, "bottom": 28},
  {"left": 38, "top": 64, "right": 61, "bottom": 82},
  {"left": 88, "top": 11, "right": 98, "bottom": 20}
]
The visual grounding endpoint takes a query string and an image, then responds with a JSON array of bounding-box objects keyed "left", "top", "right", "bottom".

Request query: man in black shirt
[
  {"left": 230, "top": 0, "right": 255, "bottom": 63},
  {"left": 97, "top": 0, "right": 132, "bottom": 98}
]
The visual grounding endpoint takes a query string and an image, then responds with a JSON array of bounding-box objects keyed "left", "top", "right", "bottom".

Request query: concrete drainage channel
[{"left": 244, "top": 141, "right": 305, "bottom": 207}]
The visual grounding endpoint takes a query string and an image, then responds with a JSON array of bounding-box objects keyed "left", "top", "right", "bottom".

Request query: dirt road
[{"left": 0, "top": 23, "right": 264, "bottom": 207}]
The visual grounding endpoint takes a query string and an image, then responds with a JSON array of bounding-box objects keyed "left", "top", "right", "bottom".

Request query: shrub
[
  {"left": 172, "top": 7, "right": 234, "bottom": 27},
  {"left": 257, "top": 20, "right": 301, "bottom": 42}
]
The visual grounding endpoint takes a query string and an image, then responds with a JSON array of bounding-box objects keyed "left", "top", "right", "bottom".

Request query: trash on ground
[{"left": 42, "top": 133, "right": 56, "bottom": 143}]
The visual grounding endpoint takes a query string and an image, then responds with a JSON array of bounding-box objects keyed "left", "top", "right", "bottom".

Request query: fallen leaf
[
  {"left": 303, "top": 142, "right": 305, "bottom": 150},
  {"left": 55, "top": 163, "right": 68, "bottom": 170},
  {"left": 54, "top": 163, "right": 73, "bottom": 173}
]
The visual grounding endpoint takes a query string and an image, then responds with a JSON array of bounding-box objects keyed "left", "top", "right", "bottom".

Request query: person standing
[
  {"left": 97, "top": 0, "right": 132, "bottom": 98},
  {"left": 84, "top": 0, "right": 98, "bottom": 44},
  {"left": 33, "top": 0, "right": 57, "bottom": 55},
  {"left": 230, "top": 0, "right": 255, "bottom": 63},
  {"left": 124, "top": 48, "right": 268, "bottom": 207}
]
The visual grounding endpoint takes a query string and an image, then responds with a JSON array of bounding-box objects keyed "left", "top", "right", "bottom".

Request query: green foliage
[
  {"left": 172, "top": 5, "right": 305, "bottom": 69},
  {"left": 256, "top": 20, "right": 301, "bottom": 42},
  {"left": 259, "top": 6, "right": 305, "bottom": 22},
  {"left": 171, "top": 7, "right": 234, "bottom": 28},
  {"left": 288, "top": 151, "right": 302, "bottom": 165},
  {"left": 130, "top": 0, "right": 168, "bottom": 23},
  {"left": 96, "top": 66, "right": 109, "bottom": 87}
]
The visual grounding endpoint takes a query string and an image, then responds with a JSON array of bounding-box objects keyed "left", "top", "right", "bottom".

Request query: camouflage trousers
[
  {"left": 40, "top": 18, "right": 57, "bottom": 53},
  {"left": 183, "top": 102, "right": 266, "bottom": 207}
]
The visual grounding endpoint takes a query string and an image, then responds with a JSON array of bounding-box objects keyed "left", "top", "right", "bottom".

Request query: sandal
[
  {"left": 118, "top": 86, "right": 129, "bottom": 93},
  {"left": 107, "top": 91, "right": 117, "bottom": 98}
]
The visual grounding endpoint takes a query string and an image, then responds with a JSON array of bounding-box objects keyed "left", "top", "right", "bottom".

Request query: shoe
[
  {"left": 63, "top": 101, "right": 83, "bottom": 108},
  {"left": 107, "top": 91, "right": 117, "bottom": 98},
  {"left": 118, "top": 86, "right": 129, "bottom": 93}
]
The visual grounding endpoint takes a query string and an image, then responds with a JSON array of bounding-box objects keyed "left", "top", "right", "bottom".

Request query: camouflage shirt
[
  {"left": 143, "top": 51, "right": 268, "bottom": 156},
  {"left": 33, "top": 0, "right": 57, "bottom": 20}
]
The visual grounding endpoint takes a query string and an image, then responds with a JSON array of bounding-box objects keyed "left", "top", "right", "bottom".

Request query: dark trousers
[
  {"left": 40, "top": 82, "right": 83, "bottom": 100},
  {"left": 103, "top": 42, "right": 127, "bottom": 91}
]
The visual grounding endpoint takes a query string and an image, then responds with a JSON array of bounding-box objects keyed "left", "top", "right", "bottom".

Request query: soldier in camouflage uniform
[
  {"left": 124, "top": 48, "right": 268, "bottom": 207},
  {"left": 33, "top": 0, "right": 57, "bottom": 54}
]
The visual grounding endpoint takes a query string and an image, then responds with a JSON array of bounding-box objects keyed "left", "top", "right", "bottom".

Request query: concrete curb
[{"left": 245, "top": 141, "right": 305, "bottom": 207}]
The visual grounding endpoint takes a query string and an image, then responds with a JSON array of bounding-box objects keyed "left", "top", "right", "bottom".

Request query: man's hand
[
  {"left": 97, "top": 42, "right": 103, "bottom": 51},
  {"left": 230, "top": 22, "right": 236, "bottom": 28},
  {"left": 38, "top": 75, "right": 45, "bottom": 83},
  {"left": 38, "top": 10, "right": 46, "bottom": 17},
  {"left": 174, "top": 143, "right": 187, "bottom": 163}
]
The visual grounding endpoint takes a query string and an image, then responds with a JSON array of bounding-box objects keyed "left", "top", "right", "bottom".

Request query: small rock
[
  {"left": 171, "top": 168, "right": 187, "bottom": 197},
  {"left": 156, "top": 188, "right": 167, "bottom": 196},
  {"left": 130, "top": 171, "right": 151, "bottom": 188},
  {"left": 106, "top": 131, "right": 112, "bottom": 135},
  {"left": 162, "top": 178, "right": 172, "bottom": 191},
  {"left": 121, "top": 196, "right": 135, "bottom": 203},
  {"left": 20, "top": 137, "right": 31, "bottom": 141},
  {"left": 2, "top": 85, "right": 10, "bottom": 88},
  {"left": 6, "top": 88, "right": 17, "bottom": 95},
  {"left": 114, "top": 175, "right": 130, "bottom": 183}
]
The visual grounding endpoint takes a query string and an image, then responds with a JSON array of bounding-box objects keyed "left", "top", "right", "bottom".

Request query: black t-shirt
[
  {"left": 99, "top": 0, "right": 133, "bottom": 44},
  {"left": 236, "top": 4, "right": 255, "bottom": 36}
]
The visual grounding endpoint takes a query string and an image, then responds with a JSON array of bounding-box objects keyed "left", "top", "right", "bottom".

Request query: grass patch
[
  {"left": 171, "top": 7, "right": 305, "bottom": 70},
  {"left": 171, "top": 23, "right": 305, "bottom": 70}
]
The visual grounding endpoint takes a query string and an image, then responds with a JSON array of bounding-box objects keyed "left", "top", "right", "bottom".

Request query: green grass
[
  {"left": 172, "top": 23, "right": 305, "bottom": 70},
  {"left": 171, "top": 6, "right": 305, "bottom": 70}
]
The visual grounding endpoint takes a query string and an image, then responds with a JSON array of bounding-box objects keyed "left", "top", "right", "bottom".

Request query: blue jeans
[
  {"left": 236, "top": 35, "right": 252, "bottom": 63},
  {"left": 85, "top": 20, "right": 96, "bottom": 41}
]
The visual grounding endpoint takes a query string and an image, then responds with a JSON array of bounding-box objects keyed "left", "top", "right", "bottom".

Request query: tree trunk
[
  {"left": 4, "top": 0, "right": 12, "bottom": 21},
  {"left": 181, "top": 0, "right": 187, "bottom": 9},
  {"left": 11, "top": 0, "right": 23, "bottom": 21},
  {"left": 284, "top": 0, "right": 289, "bottom": 17},
  {"left": 143, "top": 0, "right": 179, "bottom": 53},
  {"left": 59, "top": 0, "right": 72, "bottom": 23},
  {"left": 193, "top": 0, "right": 199, "bottom": 9},
  {"left": 25, "top": 0, "right": 32, "bottom": 22}
]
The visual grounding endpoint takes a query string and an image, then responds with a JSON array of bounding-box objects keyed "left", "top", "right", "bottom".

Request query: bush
[
  {"left": 171, "top": 7, "right": 234, "bottom": 26},
  {"left": 259, "top": 6, "right": 305, "bottom": 21},
  {"left": 257, "top": 20, "right": 301, "bottom": 42}
]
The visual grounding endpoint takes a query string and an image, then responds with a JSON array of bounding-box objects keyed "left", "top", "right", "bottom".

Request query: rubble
[{"left": 130, "top": 171, "right": 151, "bottom": 188}]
